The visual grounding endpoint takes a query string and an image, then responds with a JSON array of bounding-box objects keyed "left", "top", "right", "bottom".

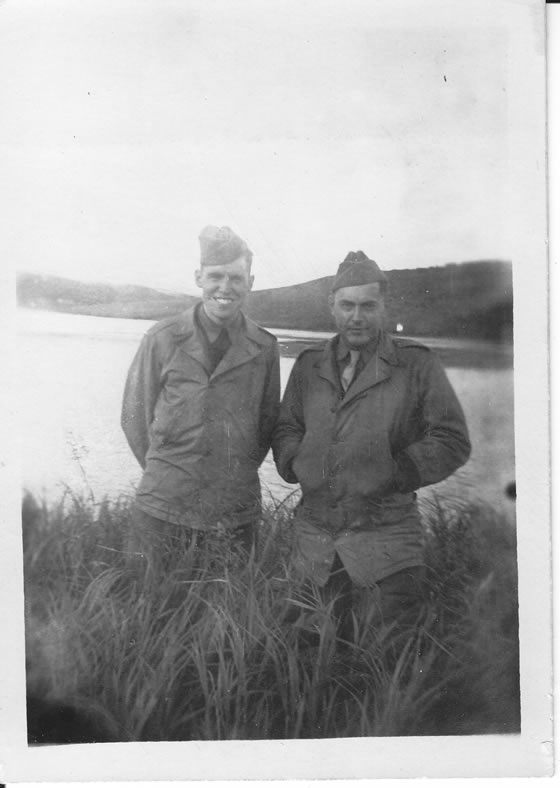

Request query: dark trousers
[
  {"left": 125, "top": 506, "right": 255, "bottom": 579},
  {"left": 312, "top": 553, "right": 426, "bottom": 644}
]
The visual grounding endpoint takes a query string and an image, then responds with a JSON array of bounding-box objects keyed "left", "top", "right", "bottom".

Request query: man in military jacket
[
  {"left": 122, "top": 225, "right": 280, "bottom": 568},
  {"left": 273, "top": 251, "right": 471, "bottom": 636}
]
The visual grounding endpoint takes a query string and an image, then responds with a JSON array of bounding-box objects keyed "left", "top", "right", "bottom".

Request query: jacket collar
[
  {"left": 335, "top": 334, "right": 379, "bottom": 368},
  {"left": 170, "top": 305, "right": 267, "bottom": 378},
  {"left": 196, "top": 302, "right": 244, "bottom": 344},
  {"left": 315, "top": 331, "right": 399, "bottom": 403}
]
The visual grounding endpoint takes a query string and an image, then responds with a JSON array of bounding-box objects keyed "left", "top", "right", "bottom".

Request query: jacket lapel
[
  {"left": 210, "top": 314, "right": 265, "bottom": 378},
  {"left": 173, "top": 307, "right": 211, "bottom": 377},
  {"left": 341, "top": 356, "right": 391, "bottom": 404},
  {"left": 212, "top": 336, "right": 262, "bottom": 378},
  {"left": 173, "top": 307, "right": 265, "bottom": 379},
  {"left": 340, "top": 333, "right": 399, "bottom": 406},
  {"left": 315, "top": 339, "right": 341, "bottom": 392}
]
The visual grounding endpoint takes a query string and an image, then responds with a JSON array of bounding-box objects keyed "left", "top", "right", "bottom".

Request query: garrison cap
[
  {"left": 198, "top": 225, "right": 253, "bottom": 267},
  {"left": 331, "top": 250, "right": 388, "bottom": 292}
]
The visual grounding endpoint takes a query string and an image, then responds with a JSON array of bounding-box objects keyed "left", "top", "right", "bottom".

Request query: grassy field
[{"left": 22, "top": 491, "right": 520, "bottom": 743}]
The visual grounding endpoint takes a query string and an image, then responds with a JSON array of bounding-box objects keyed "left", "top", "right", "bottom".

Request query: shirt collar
[
  {"left": 336, "top": 334, "right": 380, "bottom": 364},
  {"left": 196, "top": 302, "right": 244, "bottom": 344}
]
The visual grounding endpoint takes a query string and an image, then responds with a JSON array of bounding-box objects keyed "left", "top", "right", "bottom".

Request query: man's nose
[{"left": 350, "top": 306, "right": 363, "bottom": 321}]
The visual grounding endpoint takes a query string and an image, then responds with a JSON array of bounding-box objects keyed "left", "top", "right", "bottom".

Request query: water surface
[{"left": 17, "top": 310, "right": 515, "bottom": 515}]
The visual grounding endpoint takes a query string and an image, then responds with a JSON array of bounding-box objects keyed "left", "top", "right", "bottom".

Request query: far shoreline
[{"left": 17, "top": 306, "right": 513, "bottom": 369}]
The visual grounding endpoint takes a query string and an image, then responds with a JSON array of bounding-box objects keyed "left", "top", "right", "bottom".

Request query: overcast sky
[{"left": 0, "top": 0, "right": 543, "bottom": 293}]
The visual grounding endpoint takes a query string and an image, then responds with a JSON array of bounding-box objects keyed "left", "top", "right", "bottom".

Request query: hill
[
  {"left": 16, "top": 272, "right": 198, "bottom": 319},
  {"left": 17, "top": 260, "right": 512, "bottom": 340},
  {"left": 246, "top": 260, "right": 513, "bottom": 340}
]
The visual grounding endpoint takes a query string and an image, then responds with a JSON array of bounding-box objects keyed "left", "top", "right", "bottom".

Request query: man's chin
[{"left": 345, "top": 333, "right": 372, "bottom": 347}]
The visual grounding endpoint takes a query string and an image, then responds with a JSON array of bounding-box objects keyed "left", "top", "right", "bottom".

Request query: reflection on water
[{"left": 17, "top": 310, "right": 515, "bottom": 515}]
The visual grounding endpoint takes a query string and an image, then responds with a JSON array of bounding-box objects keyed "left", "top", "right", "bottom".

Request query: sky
[{"left": 0, "top": 0, "right": 545, "bottom": 293}]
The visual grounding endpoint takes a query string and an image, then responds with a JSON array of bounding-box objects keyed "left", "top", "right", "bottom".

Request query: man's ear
[
  {"left": 327, "top": 293, "right": 335, "bottom": 316},
  {"left": 194, "top": 268, "right": 203, "bottom": 288},
  {"left": 248, "top": 274, "right": 255, "bottom": 291}
]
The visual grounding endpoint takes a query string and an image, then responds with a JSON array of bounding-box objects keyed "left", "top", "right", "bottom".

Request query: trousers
[
  {"left": 288, "top": 552, "right": 426, "bottom": 645},
  {"left": 124, "top": 506, "right": 255, "bottom": 578},
  {"left": 323, "top": 553, "right": 426, "bottom": 640}
]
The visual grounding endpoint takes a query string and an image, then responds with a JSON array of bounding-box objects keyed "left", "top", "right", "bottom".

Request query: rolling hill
[
  {"left": 17, "top": 259, "right": 513, "bottom": 340},
  {"left": 16, "top": 272, "right": 198, "bottom": 320},
  {"left": 245, "top": 260, "right": 513, "bottom": 340}
]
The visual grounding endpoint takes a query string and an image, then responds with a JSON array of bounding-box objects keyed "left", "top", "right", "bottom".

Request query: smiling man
[
  {"left": 122, "top": 225, "right": 280, "bottom": 570},
  {"left": 273, "top": 251, "right": 471, "bottom": 642}
]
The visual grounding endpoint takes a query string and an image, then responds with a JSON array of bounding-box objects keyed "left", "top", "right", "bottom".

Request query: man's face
[
  {"left": 195, "top": 255, "right": 254, "bottom": 324},
  {"left": 329, "top": 282, "right": 386, "bottom": 348}
]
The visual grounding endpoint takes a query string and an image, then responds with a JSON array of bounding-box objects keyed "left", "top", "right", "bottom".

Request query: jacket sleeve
[
  {"left": 121, "top": 333, "right": 162, "bottom": 468},
  {"left": 272, "top": 357, "right": 306, "bottom": 483},
  {"left": 396, "top": 352, "right": 471, "bottom": 491},
  {"left": 256, "top": 341, "right": 281, "bottom": 464}
]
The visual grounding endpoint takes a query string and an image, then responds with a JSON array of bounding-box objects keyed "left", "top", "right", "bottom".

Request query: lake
[{"left": 17, "top": 309, "right": 516, "bottom": 517}]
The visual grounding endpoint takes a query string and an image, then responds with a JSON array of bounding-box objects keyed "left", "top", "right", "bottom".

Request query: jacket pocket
[{"left": 151, "top": 404, "right": 184, "bottom": 447}]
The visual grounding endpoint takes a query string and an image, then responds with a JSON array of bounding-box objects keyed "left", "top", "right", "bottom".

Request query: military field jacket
[
  {"left": 122, "top": 306, "right": 280, "bottom": 528},
  {"left": 272, "top": 333, "right": 471, "bottom": 585}
]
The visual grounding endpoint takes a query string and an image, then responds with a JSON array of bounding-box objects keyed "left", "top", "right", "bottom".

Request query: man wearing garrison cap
[
  {"left": 273, "top": 251, "right": 471, "bottom": 640},
  {"left": 122, "top": 226, "right": 280, "bottom": 571}
]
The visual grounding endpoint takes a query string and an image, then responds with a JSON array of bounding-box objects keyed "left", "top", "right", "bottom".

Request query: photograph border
[{"left": 0, "top": 0, "right": 553, "bottom": 780}]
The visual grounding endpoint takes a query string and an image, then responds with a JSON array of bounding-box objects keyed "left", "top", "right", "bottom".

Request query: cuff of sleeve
[{"left": 393, "top": 452, "right": 421, "bottom": 494}]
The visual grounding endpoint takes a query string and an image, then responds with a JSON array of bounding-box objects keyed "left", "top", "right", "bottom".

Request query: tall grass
[{"left": 22, "top": 491, "right": 519, "bottom": 742}]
